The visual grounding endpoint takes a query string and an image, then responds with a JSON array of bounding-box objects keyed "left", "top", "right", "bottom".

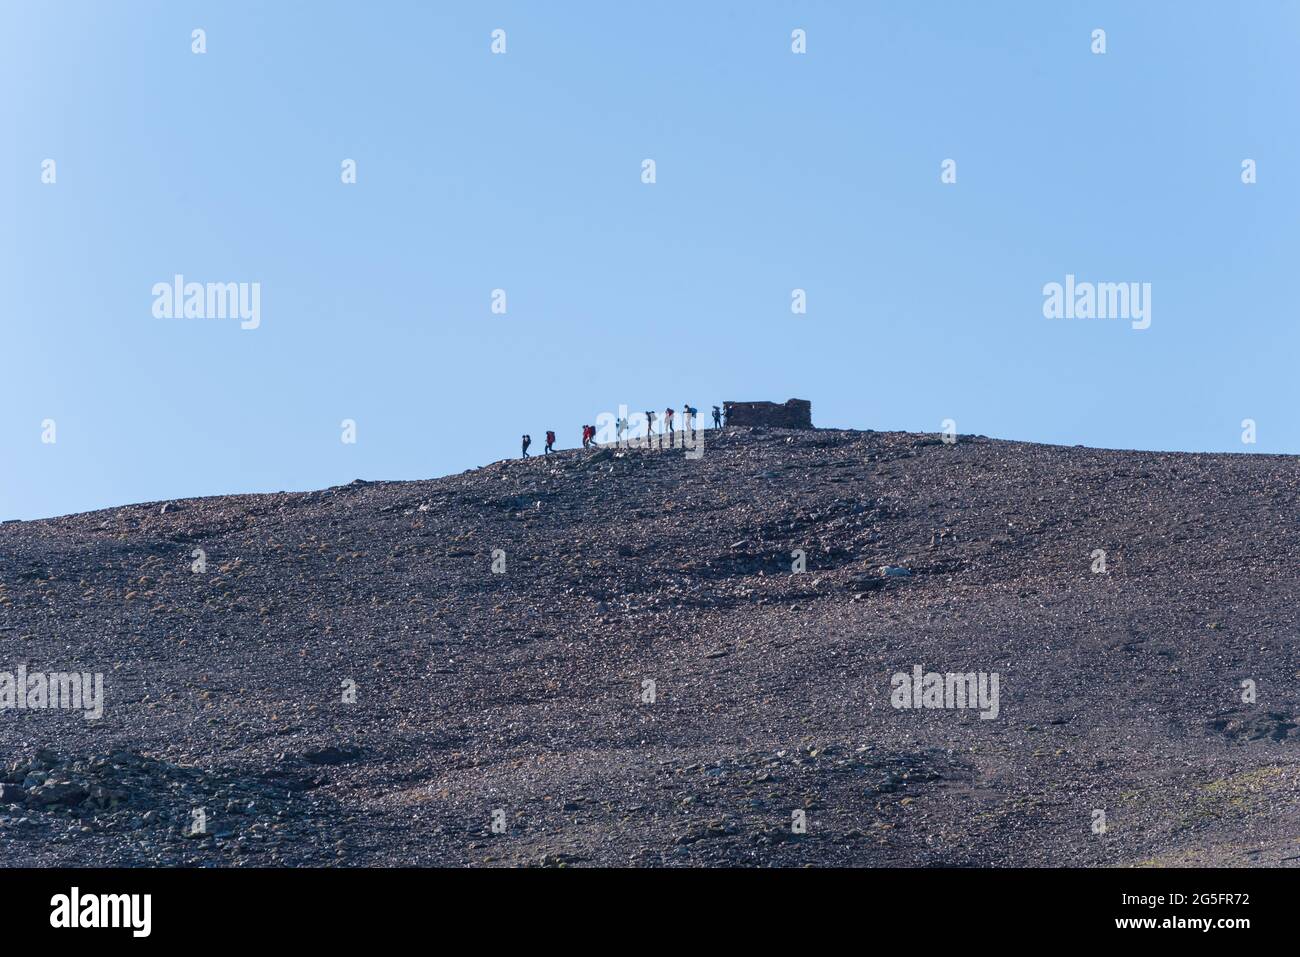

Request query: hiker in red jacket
[
  {"left": 581, "top": 425, "right": 590, "bottom": 449},
  {"left": 544, "top": 430, "right": 556, "bottom": 454}
]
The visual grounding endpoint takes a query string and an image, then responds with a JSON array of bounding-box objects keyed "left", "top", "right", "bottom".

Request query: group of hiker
[
  {"left": 519, "top": 431, "right": 557, "bottom": 458},
  {"left": 523, "top": 404, "right": 724, "bottom": 458}
]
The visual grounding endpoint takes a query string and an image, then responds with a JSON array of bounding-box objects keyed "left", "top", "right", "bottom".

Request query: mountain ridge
[{"left": 1, "top": 426, "right": 1297, "bottom": 866}]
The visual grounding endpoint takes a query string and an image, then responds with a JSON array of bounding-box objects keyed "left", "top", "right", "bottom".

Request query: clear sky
[{"left": 3, "top": 1, "right": 1297, "bottom": 520}]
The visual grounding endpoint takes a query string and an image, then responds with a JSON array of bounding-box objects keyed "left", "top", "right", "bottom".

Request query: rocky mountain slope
[{"left": 1, "top": 427, "right": 1297, "bottom": 866}]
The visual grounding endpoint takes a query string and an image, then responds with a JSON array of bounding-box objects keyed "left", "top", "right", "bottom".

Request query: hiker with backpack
[
  {"left": 712, "top": 405, "right": 722, "bottom": 429},
  {"left": 545, "top": 430, "right": 556, "bottom": 455},
  {"left": 664, "top": 408, "right": 675, "bottom": 447},
  {"left": 644, "top": 410, "right": 657, "bottom": 449},
  {"left": 683, "top": 403, "right": 698, "bottom": 440},
  {"left": 522, "top": 434, "right": 533, "bottom": 458}
]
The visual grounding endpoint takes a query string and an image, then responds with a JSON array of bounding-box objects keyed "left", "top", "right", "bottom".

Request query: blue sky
[{"left": 2, "top": 1, "right": 1297, "bottom": 520}]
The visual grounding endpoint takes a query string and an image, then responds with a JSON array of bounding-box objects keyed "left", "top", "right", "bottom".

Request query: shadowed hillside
[{"left": 1, "top": 427, "right": 1297, "bottom": 866}]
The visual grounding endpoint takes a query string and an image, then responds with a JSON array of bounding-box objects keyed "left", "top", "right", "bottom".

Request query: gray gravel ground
[{"left": 1, "top": 427, "right": 1296, "bottom": 866}]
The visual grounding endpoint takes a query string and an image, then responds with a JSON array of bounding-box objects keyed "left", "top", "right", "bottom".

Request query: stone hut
[{"left": 723, "top": 398, "right": 813, "bottom": 429}]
